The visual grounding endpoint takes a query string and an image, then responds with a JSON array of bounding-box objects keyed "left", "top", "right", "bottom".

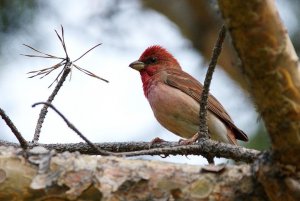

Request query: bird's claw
[
  {"left": 149, "top": 137, "right": 167, "bottom": 148},
  {"left": 178, "top": 132, "right": 199, "bottom": 145}
]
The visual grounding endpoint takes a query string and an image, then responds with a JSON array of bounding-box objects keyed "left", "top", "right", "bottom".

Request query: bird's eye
[
  {"left": 150, "top": 57, "right": 157, "bottom": 63},
  {"left": 146, "top": 57, "right": 157, "bottom": 64}
]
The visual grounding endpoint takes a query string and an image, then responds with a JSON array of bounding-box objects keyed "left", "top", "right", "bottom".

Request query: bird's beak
[{"left": 129, "top": 60, "right": 145, "bottom": 71}]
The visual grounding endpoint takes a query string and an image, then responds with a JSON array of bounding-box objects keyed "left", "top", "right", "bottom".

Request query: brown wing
[{"left": 163, "top": 69, "right": 248, "bottom": 141}]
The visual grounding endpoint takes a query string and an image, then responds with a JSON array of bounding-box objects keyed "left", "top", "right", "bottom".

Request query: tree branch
[
  {"left": 0, "top": 108, "right": 28, "bottom": 149},
  {"left": 32, "top": 67, "right": 71, "bottom": 143},
  {"left": 32, "top": 102, "right": 117, "bottom": 156},
  {"left": 26, "top": 26, "right": 108, "bottom": 143},
  {"left": 219, "top": 0, "right": 300, "bottom": 200},
  {"left": 218, "top": 0, "right": 300, "bottom": 167},
  {"left": 196, "top": 25, "right": 226, "bottom": 164},
  {"left": 198, "top": 25, "right": 226, "bottom": 140},
  {"left": 0, "top": 139, "right": 260, "bottom": 163},
  {"left": 0, "top": 147, "right": 267, "bottom": 200}
]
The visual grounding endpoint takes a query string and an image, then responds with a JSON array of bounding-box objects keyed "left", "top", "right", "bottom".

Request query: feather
[{"left": 164, "top": 68, "right": 248, "bottom": 142}]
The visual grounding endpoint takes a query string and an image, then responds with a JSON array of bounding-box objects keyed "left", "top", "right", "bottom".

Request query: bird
[{"left": 129, "top": 45, "right": 248, "bottom": 145}]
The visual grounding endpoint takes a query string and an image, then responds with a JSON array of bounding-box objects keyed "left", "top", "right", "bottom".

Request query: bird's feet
[
  {"left": 178, "top": 133, "right": 199, "bottom": 145},
  {"left": 149, "top": 137, "right": 167, "bottom": 148}
]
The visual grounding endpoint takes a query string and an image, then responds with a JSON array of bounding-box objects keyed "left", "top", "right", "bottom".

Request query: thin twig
[
  {"left": 73, "top": 64, "right": 109, "bottom": 82},
  {"left": 198, "top": 25, "right": 226, "bottom": 164},
  {"left": 55, "top": 28, "right": 68, "bottom": 58},
  {"left": 20, "top": 54, "right": 61, "bottom": 59},
  {"left": 32, "top": 67, "right": 71, "bottom": 143},
  {"left": 73, "top": 43, "right": 102, "bottom": 62},
  {"left": 23, "top": 26, "right": 108, "bottom": 143},
  {"left": 0, "top": 108, "right": 28, "bottom": 149},
  {"left": 22, "top": 44, "right": 64, "bottom": 59},
  {"left": 48, "top": 65, "right": 68, "bottom": 88},
  {"left": 32, "top": 102, "right": 117, "bottom": 156},
  {"left": 27, "top": 61, "right": 65, "bottom": 79},
  {"left": 31, "top": 26, "right": 71, "bottom": 143},
  {"left": 198, "top": 25, "right": 226, "bottom": 138},
  {"left": 23, "top": 27, "right": 107, "bottom": 86}
]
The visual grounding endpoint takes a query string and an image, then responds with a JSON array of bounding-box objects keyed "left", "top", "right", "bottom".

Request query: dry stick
[
  {"left": 0, "top": 108, "right": 28, "bottom": 149},
  {"left": 199, "top": 25, "right": 227, "bottom": 139},
  {"left": 32, "top": 102, "right": 118, "bottom": 156},
  {"left": 73, "top": 43, "right": 102, "bottom": 62},
  {"left": 118, "top": 141, "right": 259, "bottom": 163},
  {"left": 0, "top": 140, "right": 260, "bottom": 163},
  {"left": 32, "top": 65, "right": 71, "bottom": 143},
  {"left": 26, "top": 26, "right": 108, "bottom": 143},
  {"left": 198, "top": 25, "right": 227, "bottom": 164}
]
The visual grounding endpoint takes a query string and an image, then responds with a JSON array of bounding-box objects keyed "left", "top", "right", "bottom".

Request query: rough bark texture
[
  {"left": 218, "top": 0, "right": 300, "bottom": 200},
  {"left": 0, "top": 146, "right": 267, "bottom": 201},
  {"left": 218, "top": 0, "right": 300, "bottom": 167}
]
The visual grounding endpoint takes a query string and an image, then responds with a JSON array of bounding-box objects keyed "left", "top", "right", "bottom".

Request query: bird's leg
[
  {"left": 179, "top": 133, "right": 215, "bottom": 164},
  {"left": 178, "top": 132, "right": 199, "bottom": 145},
  {"left": 149, "top": 137, "right": 167, "bottom": 148},
  {"left": 206, "top": 156, "right": 215, "bottom": 165}
]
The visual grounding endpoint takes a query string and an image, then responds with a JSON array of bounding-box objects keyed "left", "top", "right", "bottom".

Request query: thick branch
[
  {"left": 219, "top": 1, "right": 300, "bottom": 200},
  {"left": 218, "top": 0, "right": 300, "bottom": 167},
  {"left": 0, "top": 146, "right": 267, "bottom": 200}
]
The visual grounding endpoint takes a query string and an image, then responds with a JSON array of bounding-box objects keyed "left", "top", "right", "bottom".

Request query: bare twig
[
  {"left": 32, "top": 67, "right": 71, "bottom": 143},
  {"left": 48, "top": 64, "right": 70, "bottom": 88},
  {"left": 23, "top": 26, "right": 109, "bottom": 143},
  {"left": 199, "top": 25, "right": 227, "bottom": 139},
  {"left": 0, "top": 108, "right": 28, "bottom": 149},
  {"left": 55, "top": 26, "right": 68, "bottom": 58},
  {"left": 73, "top": 43, "right": 102, "bottom": 62},
  {"left": 73, "top": 64, "right": 109, "bottom": 82},
  {"left": 198, "top": 25, "right": 226, "bottom": 164},
  {"left": 32, "top": 101, "right": 258, "bottom": 162},
  {"left": 121, "top": 140, "right": 259, "bottom": 163},
  {"left": 27, "top": 61, "right": 65, "bottom": 79},
  {"left": 0, "top": 139, "right": 260, "bottom": 163},
  {"left": 30, "top": 100, "right": 260, "bottom": 162},
  {"left": 23, "top": 27, "right": 108, "bottom": 85},
  {"left": 32, "top": 102, "right": 117, "bottom": 156},
  {"left": 21, "top": 44, "right": 64, "bottom": 59}
]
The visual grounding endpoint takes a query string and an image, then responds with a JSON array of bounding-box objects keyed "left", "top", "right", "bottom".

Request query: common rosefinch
[{"left": 129, "top": 46, "right": 248, "bottom": 145}]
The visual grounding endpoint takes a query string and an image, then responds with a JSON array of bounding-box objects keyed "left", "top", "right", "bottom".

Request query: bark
[
  {"left": 0, "top": 146, "right": 267, "bottom": 201},
  {"left": 0, "top": 140, "right": 260, "bottom": 163},
  {"left": 218, "top": 0, "right": 300, "bottom": 200},
  {"left": 218, "top": 0, "right": 300, "bottom": 167}
]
